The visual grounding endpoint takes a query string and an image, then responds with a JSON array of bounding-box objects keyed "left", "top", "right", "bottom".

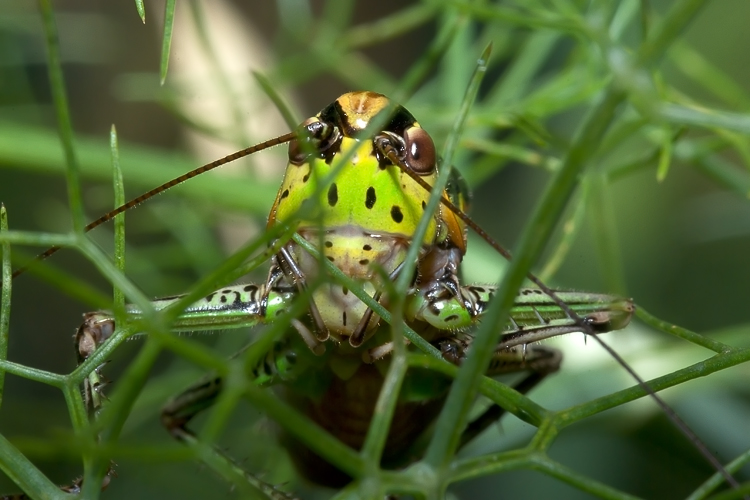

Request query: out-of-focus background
[{"left": 0, "top": 1, "right": 749, "bottom": 498}]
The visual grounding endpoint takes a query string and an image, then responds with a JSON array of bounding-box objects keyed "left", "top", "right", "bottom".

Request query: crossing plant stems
[{"left": 0, "top": 1, "right": 749, "bottom": 499}]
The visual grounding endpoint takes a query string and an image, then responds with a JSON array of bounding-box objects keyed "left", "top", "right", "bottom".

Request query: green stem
[
  {"left": 159, "top": 0, "right": 176, "bottom": 84},
  {"left": 111, "top": 125, "right": 126, "bottom": 314},
  {"left": 0, "top": 205, "right": 10, "bottom": 409},
  {"left": 0, "top": 231, "right": 77, "bottom": 247},
  {"left": 37, "top": 0, "right": 85, "bottom": 233},
  {"left": 637, "top": 306, "right": 730, "bottom": 353},
  {"left": 359, "top": 330, "right": 408, "bottom": 465},
  {"left": 637, "top": 0, "right": 709, "bottom": 66},
  {"left": 423, "top": 86, "right": 625, "bottom": 471},
  {"left": 0, "top": 359, "right": 64, "bottom": 387},
  {"left": 81, "top": 339, "right": 163, "bottom": 499},
  {"left": 0, "top": 432, "right": 70, "bottom": 500},
  {"left": 688, "top": 449, "right": 750, "bottom": 500},
  {"left": 407, "top": 354, "right": 548, "bottom": 426},
  {"left": 556, "top": 347, "right": 750, "bottom": 425}
]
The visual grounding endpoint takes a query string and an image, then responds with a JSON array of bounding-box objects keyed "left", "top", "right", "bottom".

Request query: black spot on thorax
[
  {"left": 391, "top": 205, "right": 404, "bottom": 223},
  {"left": 365, "top": 187, "right": 376, "bottom": 209},
  {"left": 328, "top": 183, "right": 338, "bottom": 207}
]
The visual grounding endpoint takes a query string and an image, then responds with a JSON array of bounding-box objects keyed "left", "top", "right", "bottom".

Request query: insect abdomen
[{"left": 280, "top": 363, "right": 446, "bottom": 487}]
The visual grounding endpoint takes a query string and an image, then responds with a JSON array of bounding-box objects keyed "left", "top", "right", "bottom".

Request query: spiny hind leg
[
  {"left": 161, "top": 336, "right": 306, "bottom": 436},
  {"left": 0, "top": 315, "right": 121, "bottom": 499},
  {"left": 161, "top": 375, "right": 223, "bottom": 439},
  {"left": 161, "top": 344, "right": 302, "bottom": 500},
  {"left": 76, "top": 313, "right": 117, "bottom": 415}
]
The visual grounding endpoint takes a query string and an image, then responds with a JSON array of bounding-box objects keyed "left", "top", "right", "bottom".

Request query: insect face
[{"left": 267, "top": 91, "right": 463, "bottom": 347}]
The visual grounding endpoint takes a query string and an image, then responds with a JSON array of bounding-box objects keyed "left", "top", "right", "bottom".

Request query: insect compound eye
[
  {"left": 288, "top": 118, "right": 340, "bottom": 165},
  {"left": 403, "top": 126, "right": 436, "bottom": 175}
]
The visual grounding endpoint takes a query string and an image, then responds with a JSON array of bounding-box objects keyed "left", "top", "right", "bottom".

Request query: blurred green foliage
[{"left": 0, "top": 1, "right": 749, "bottom": 499}]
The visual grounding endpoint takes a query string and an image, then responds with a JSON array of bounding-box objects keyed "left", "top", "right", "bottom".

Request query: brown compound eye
[
  {"left": 288, "top": 118, "right": 339, "bottom": 165},
  {"left": 403, "top": 126, "right": 436, "bottom": 175}
]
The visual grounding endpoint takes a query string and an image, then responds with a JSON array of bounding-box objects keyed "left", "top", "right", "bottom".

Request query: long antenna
[{"left": 11, "top": 132, "right": 296, "bottom": 279}]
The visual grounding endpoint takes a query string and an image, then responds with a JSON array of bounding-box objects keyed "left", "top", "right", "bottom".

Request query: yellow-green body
[
  {"left": 267, "top": 91, "right": 457, "bottom": 341},
  {"left": 68, "top": 92, "right": 635, "bottom": 494}
]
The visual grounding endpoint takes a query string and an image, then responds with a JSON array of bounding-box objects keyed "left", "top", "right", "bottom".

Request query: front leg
[{"left": 270, "top": 245, "right": 330, "bottom": 343}]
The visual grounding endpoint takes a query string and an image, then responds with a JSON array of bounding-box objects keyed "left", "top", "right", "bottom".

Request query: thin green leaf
[
  {"left": 659, "top": 103, "right": 750, "bottom": 135},
  {"left": 0, "top": 205, "right": 9, "bottom": 410},
  {"left": 670, "top": 42, "right": 750, "bottom": 110},
  {"left": 111, "top": 125, "right": 125, "bottom": 313},
  {"left": 0, "top": 121, "right": 278, "bottom": 215},
  {"left": 0, "top": 432, "right": 68, "bottom": 500},
  {"left": 539, "top": 182, "right": 588, "bottom": 283},
  {"left": 687, "top": 449, "right": 750, "bottom": 500},
  {"left": 588, "top": 173, "right": 627, "bottom": 295},
  {"left": 252, "top": 71, "right": 299, "bottom": 130},
  {"left": 38, "top": 0, "right": 85, "bottom": 233},
  {"left": 135, "top": 0, "right": 146, "bottom": 23},
  {"left": 341, "top": 3, "right": 437, "bottom": 49},
  {"left": 159, "top": 0, "right": 176, "bottom": 85},
  {"left": 656, "top": 126, "right": 673, "bottom": 181}
]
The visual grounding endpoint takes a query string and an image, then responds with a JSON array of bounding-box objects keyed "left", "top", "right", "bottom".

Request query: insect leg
[
  {"left": 161, "top": 375, "right": 222, "bottom": 439},
  {"left": 4, "top": 314, "right": 124, "bottom": 498},
  {"left": 349, "top": 262, "right": 405, "bottom": 348},
  {"left": 161, "top": 339, "right": 303, "bottom": 500},
  {"left": 75, "top": 283, "right": 296, "bottom": 410},
  {"left": 409, "top": 285, "right": 635, "bottom": 344},
  {"left": 270, "top": 245, "right": 329, "bottom": 343},
  {"left": 417, "top": 284, "right": 633, "bottom": 451},
  {"left": 59, "top": 283, "right": 295, "bottom": 495}
]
